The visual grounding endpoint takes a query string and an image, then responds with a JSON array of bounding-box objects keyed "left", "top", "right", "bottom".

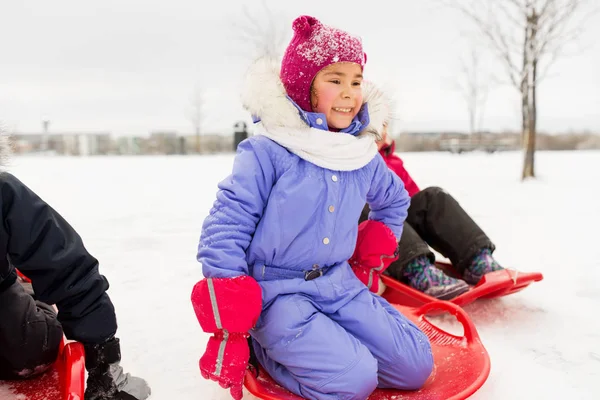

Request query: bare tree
[
  {"left": 444, "top": 0, "right": 590, "bottom": 179},
  {"left": 187, "top": 86, "right": 204, "bottom": 153},
  {"left": 231, "top": 0, "right": 289, "bottom": 60},
  {"left": 452, "top": 46, "right": 492, "bottom": 142}
]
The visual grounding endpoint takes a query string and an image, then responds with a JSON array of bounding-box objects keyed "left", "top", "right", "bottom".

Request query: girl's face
[{"left": 310, "top": 62, "right": 363, "bottom": 130}]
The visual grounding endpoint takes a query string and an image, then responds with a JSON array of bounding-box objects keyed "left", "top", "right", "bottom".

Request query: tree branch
[
  {"left": 230, "top": 0, "right": 288, "bottom": 59},
  {"left": 449, "top": 0, "right": 523, "bottom": 88}
]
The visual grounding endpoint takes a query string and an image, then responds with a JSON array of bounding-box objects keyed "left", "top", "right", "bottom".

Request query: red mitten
[
  {"left": 191, "top": 275, "right": 262, "bottom": 400},
  {"left": 351, "top": 264, "right": 384, "bottom": 293},
  {"left": 349, "top": 220, "right": 399, "bottom": 293}
]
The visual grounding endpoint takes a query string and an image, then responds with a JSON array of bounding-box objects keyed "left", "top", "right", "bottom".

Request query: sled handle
[
  {"left": 63, "top": 342, "right": 86, "bottom": 400},
  {"left": 416, "top": 300, "right": 479, "bottom": 343}
]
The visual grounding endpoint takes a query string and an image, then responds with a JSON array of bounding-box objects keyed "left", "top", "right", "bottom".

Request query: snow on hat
[{"left": 280, "top": 15, "right": 367, "bottom": 113}]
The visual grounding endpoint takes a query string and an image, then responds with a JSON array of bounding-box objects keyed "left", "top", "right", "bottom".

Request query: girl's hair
[{"left": 309, "top": 82, "right": 318, "bottom": 110}]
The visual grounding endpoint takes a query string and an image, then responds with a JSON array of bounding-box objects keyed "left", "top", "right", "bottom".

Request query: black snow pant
[
  {"left": 360, "top": 186, "right": 495, "bottom": 281},
  {"left": 0, "top": 279, "right": 63, "bottom": 379}
]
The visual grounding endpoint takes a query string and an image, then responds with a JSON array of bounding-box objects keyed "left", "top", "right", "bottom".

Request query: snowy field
[{"left": 4, "top": 149, "right": 600, "bottom": 399}]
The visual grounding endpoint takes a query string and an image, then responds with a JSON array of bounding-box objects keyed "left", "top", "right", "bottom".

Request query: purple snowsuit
[{"left": 197, "top": 67, "right": 433, "bottom": 399}]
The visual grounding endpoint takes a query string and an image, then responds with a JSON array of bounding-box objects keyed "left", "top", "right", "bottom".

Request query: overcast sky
[{"left": 1, "top": 0, "right": 598, "bottom": 136}]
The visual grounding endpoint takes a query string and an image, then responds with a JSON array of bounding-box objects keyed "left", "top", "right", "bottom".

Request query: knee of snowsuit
[
  {"left": 0, "top": 276, "right": 63, "bottom": 380},
  {"left": 253, "top": 334, "right": 379, "bottom": 400},
  {"left": 250, "top": 264, "right": 434, "bottom": 400}
]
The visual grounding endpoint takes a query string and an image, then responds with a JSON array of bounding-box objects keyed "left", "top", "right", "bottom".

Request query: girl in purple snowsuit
[{"left": 191, "top": 15, "right": 433, "bottom": 400}]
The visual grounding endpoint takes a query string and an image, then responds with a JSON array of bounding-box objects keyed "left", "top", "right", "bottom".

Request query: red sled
[
  {"left": 1, "top": 336, "right": 85, "bottom": 400},
  {"left": 16, "top": 269, "right": 32, "bottom": 283},
  {"left": 244, "top": 300, "right": 491, "bottom": 400},
  {"left": 382, "top": 262, "right": 544, "bottom": 308}
]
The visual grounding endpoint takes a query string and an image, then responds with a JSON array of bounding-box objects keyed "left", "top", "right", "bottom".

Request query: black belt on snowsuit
[
  {"left": 252, "top": 263, "right": 332, "bottom": 282},
  {"left": 304, "top": 266, "right": 331, "bottom": 281}
]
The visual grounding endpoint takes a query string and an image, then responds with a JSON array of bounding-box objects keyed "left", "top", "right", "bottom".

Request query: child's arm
[
  {"left": 192, "top": 138, "right": 275, "bottom": 400},
  {"left": 349, "top": 156, "right": 409, "bottom": 294},
  {"left": 0, "top": 173, "right": 117, "bottom": 344},
  {"left": 365, "top": 155, "right": 410, "bottom": 241},
  {"left": 391, "top": 154, "right": 420, "bottom": 197},
  {"left": 197, "top": 138, "right": 275, "bottom": 278},
  {"left": 382, "top": 142, "right": 420, "bottom": 197}
]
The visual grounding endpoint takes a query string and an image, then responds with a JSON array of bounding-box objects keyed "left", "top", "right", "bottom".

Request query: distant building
[
  {"left": 12, "top": 132, "right": 113, "bottom": 155},
  {"left": 148, "top": 131, "right": 181, "bottom": 155},
  {"left": 403, "top": 131, "right": 446, "bottom": 139}
]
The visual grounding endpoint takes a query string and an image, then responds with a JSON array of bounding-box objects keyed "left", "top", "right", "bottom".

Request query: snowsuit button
[
  {"left": 316, "top": 118, "right": 323, "bottom": 125},
  {"left": 331, "top": 175, "right": 338, "bottom": 182},
  {"left": 328, "top": 205, "right": 335, "bottom": 213},
  {"left": 322, "top": 237, "right": 330, "bottom": 245}
]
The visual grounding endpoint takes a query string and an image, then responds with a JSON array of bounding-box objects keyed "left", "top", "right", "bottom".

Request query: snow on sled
[
  {"left": 0, "top": 337, "right": 85, "bottom": 400},
  {"left": 382, "top": 262, "right": 544, "bottom": 309},
  {"left": 244, "top": 300, "right": 490, "bottom": 400}
]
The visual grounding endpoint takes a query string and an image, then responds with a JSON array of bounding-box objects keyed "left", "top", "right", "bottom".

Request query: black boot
[{"left": 84, "top": 337, "right": 151, "bottom": 400}]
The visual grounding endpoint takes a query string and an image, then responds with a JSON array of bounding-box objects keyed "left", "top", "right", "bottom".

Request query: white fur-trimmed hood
[
  {"left": 240, "top": 57, "right": 390, "bottom": 139},
  {"left": 0, "top": 127, "right": 11, "bottom": 169}
]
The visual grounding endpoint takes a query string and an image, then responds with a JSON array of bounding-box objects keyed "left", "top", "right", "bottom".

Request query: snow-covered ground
[{"left": 5, "top": 150, "right": 600, "bottom": 399}]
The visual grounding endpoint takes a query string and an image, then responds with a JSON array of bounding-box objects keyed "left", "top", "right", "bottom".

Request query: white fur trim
[
  {"left": 241, "top": 57, "right": 307, "bottom": 131},
  {"left": 0, "top": 126, "right": 12, "bottom": 169},
  {"left": 240, "top": 57, "right": 390, "bottom": 170}
]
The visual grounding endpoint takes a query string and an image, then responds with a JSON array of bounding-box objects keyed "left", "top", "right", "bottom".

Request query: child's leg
[
  {"left": 387, "top": 223, "right": 469, "bottom": 300},
  {"left": 386, "top": 222, "right": 434, "bottom": 281},
  {"left": 0, "top": 278, "right": 63, "bottom": 379},
  {"left": 462, "top": 248, "right": 504, "bottom": 284},
  {"left": 251, "top": 294, "right": 379, "bottom": 400},
  {"left": 329, "top": 288, "right": 434, "bottom": 390},
  {"left": 407, "top": 187, "right": 497, "bottom": 273},
  {"left": 363, "top": 202, "right": 469, "bottom": 299}
]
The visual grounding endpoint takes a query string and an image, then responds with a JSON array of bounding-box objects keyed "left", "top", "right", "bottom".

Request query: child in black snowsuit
[
  {"left": 359, "top": 125, "right": 504, "bottom": 300},
  {"left": 0, "top": 136, "right": 151, "bottom": 400}
]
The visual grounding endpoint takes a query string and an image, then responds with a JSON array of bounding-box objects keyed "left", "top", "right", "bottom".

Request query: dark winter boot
[
  {"left": 462, "top": 248, "right": 504, "bottom": 285},
  {"left": 402, "top": 256, "right": 470, "bottom": 300},
  {"left": 84, "top": 337, "right": 151, "bottom": 400}
]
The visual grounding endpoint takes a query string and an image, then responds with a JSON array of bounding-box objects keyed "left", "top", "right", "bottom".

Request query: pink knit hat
[{"left": 280, "top": 15, "right": 367, "bottom": 113}]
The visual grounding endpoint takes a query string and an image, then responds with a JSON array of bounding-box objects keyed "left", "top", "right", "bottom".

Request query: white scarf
[{"left": 256, "top": 123, "right": 378, "bottom": 171}]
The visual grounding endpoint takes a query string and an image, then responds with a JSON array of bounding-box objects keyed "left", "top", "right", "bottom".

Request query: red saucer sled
[
  {"left": 382, "top": 262, "right": 544, "bottom": 308},
  {"left": 244, "top": 301, "right": 491, "bottom": 400},
  {"left": 1, "top": 337, "right": 85, "bottom": 400}
]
